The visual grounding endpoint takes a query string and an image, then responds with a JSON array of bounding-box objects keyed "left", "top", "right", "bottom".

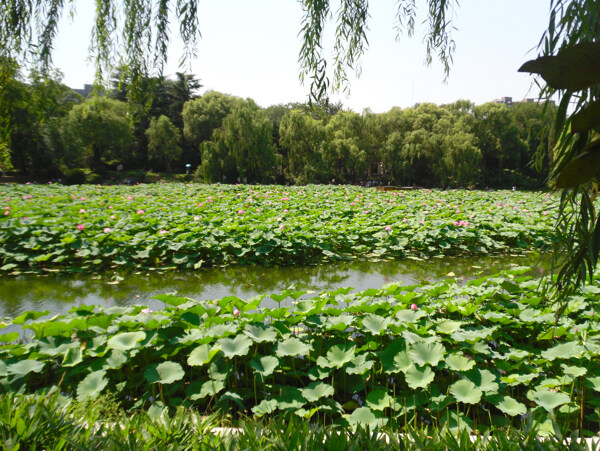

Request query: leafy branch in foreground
[{"left": 519, "top": 35, "right": 600, "bottom": 301}]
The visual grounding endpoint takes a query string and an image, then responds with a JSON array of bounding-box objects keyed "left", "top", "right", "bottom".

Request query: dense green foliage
[
  {"left": 146, "top": 115, "right": 182, "bottom": 173},
  {"left": 3, "top": 393, "right": 593, "bottom": 450},
  {"left": 1, "top": 67, "right": 554, "bottom": 188},
  {"left": 2, "top": 267, "right": 600, "bottom": 438},
  {"left": 0, "top": 184, "right": 556, "bottom": 273}
]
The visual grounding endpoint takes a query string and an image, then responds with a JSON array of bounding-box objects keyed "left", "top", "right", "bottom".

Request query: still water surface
[{"left": 0, "top": 253, "right": 545, "bottom": 318}]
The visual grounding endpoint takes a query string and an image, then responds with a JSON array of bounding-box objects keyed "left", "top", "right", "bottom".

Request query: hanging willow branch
[{"left": 1, "top": 0, "right": 459, "bottom": 103}]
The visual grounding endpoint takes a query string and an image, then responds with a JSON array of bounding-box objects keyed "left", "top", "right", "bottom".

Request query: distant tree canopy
[{"left": 0, "top": 59, "right": 555, "bottom": 188}]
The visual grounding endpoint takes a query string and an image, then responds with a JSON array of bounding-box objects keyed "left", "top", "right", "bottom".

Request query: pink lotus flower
[
  {"left": 233, "top": 306, "right": 240, "bottom": 317},
  {"left": 385, "top": 226, "right": 392, "bottom": 231},
  {"left": 237, "top": 209, "right": 245, "bottom": 214},
  {"left": 411, "top": 304, "right": 418, "bottom": 310},
  {"left": 79, "top": 209, "right": 85, "bottom": 213},
  {"left": 193, "top": 215, "right": 200, "bottom": 221},
  {"left": 137, "top": 209, "right": 144, "bottom": 214},
  {"left": 104, "top": 227, "right": 112, "bottom": 233},
  {"left": 542, "top": 211, "right": 548, "bottom": 215},
  {"left": 141, "top": 308, "right": 153, "bottom": 314},
  {"left": 279, "top": 224, "right": 285, "bottom": 229},
  {"left": 77, "top": 224, "right": 84, "bottom": 231},
  {"left": 4, "top": 211, "right": 9, "bottom": 215},
  {"left": 159, "top": 229, "right": 167, "bottom": 235}
]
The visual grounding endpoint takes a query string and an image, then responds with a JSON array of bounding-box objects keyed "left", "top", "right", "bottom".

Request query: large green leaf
[
  {"left": 107, "top": 331, "right": 146, "bottom": 351},
  {"left": 445, "top": 354, "right": 475, "bottom": 372},
  {"left": 144, "top": 361, "right": 185, "bottom": 385},
  {"left": 7, "top": 359, "right": 45, "bottom": 376},
  {"left": 449, "top": 379, "right": 482, "bottom": 404},
  {"left": 77, "top": 370, "right": 108, "bottom": 401},
  {"left": 518, "top": 42, "right": 600, "bottom": 91},
  {"left": 404, "top": 365, "right": 435, "bottom": 389},
  {"left": 466, "top": 369, "right": 499, "bottom": 395},
  {"left": 541, "top": 341, "right": 585, "bottom": 361},
  {"left": 571, "top": 100, "right": 600, "bottom": 133},
  {"left": 251, "top": 398, "right": 278, "bottom": 417},
  {"left": 345, "top": 407, "right": 388, "bottom": 430},
  {"left": 188, "top": 344, "right": 219, "bottom": 366},
  {"left": 276, "top": 337, "right": 312, "bottom": 357},
  {"left": 365, "top": 389, "right": 393, "bottom": 411},
  {"left": 187, "top": 379, "right": 226, "bottom": 400},
  {"left": 277, "top": 386, "right": 305, "bottom": 410},
  {"left": 250, "top": 356, "right": 279, "bottom": 377},
  {"left": 346, "top": 353, "right": 374, "bottom": 375},
  {"left": 409, "top": 342, "right": 446, "bottom": 367},
  {"left": 301, "top": 381, "right": 334, "bottom": 402},
  {"left": 587, "top": 376, "right": 600, "bottom": 392},
  {"left": 555, "top": 140, "right": 600, "bottom": 189},
  {"left": 324, "top": 315, "right": 354, "bottom": 331},
  {"left": 217, "top": 335, "right": 253, "bottom": 358},
  {"left": 436, "top": 320, "right": 462, "bottom": 335},
  {"left": 361, "top": 314, "right": 390, "bottom": 335},
  {"left": 243, "top": 323, "right": 278, "bottom": 343},
  {"left": 12, "top": 310, "right": 50, "bottom": 325},
  {"left": 495, "top": 395, "right": 527, "bottom": 416},
  {"left": 325, "top": 344, "right": 356, "bottom": 369},
  {"left": 531, "top": 389, "right": 571, "bottom": 412}
]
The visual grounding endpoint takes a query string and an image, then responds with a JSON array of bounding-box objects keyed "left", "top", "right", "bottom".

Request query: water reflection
[{"left": 0, "top": 253, "right": 545, "bottom": 318}]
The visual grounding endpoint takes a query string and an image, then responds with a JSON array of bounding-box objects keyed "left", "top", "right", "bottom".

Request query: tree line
[{"left": 0, "top": 67, "right": 554, "bottom": 188}]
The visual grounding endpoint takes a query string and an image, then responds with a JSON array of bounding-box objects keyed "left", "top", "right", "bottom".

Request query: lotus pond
[
  {"left": 4, "top": 183, "right": 599, "bottom": 439},
  {"left": 0, "top": 184, "right": 557, "bottom": 273},
  {"left": 0, "top": 252, "right": 540, "bottom": 318},
  {"left": 1, "top": 266, "right": 600, "bottom": 437}
]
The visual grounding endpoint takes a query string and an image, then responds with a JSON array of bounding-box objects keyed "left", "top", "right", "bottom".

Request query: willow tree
[{"left": 1, "top": 0, "right": 599, "bottom": 295}]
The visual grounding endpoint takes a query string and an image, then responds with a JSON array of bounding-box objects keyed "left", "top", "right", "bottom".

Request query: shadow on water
[{"left": 0, "top": 253, "right": 547, "bottom": 318}]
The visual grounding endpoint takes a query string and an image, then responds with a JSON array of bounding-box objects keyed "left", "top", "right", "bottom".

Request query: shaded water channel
[{"left": 0, "top": 253, "right": 545, "bottom": 319}]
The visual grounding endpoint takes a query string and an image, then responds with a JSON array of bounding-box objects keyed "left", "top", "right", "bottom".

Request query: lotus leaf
[
  {"left": 216, "top": 335, "right": 252, "bottom": 358},
  {"left": 107, "top": 331, "right": 146, "bottom": 351},
  {"left": 77, "top": 370, "right": 108, "bottom": 401},
  {"left": 531, "top": 389, "right": 571, "bottom": 412},
  {"left": 449, "top": 379, "right": 482, "bottom": 404},
  {"left": 466, "top": 369, "right": 499, "bottom": 394},
  {"left": 366, "top": 389, "right": 393, "bottom": 411},
  {"left": 345, "top": 407, "right": 388, "bottom": 430},
  {"left": 361, "top": 314, "right": 390, "bottom": 335},
  {"left": 409, "top": 342, "right": 446, "bottom": 367},
  {"left": 494, "top": 395, "right": 527, "bottom": 416},
  {"left": 445, "top": 354, "right": 475, "bottom": 372},
  {"left": 7, "top": 359, "right": 45, "bottom": 376},
  {"left": 188, "top": 344, "right": 219, "bottom": 366},
  {"left": 541, "top": 341, "right": 586, "bottom": 361},
  {"left": 243, "top": 323, "right": 278, "bottom": 343},
  {"left": 276, "top": 337, "right": 312, "bottom": 357},
  {"left": 187, "top": 379, "right": 226, "bottom": 400},
  {"left": 144, "top": 361, "right": 185, "bottom": 384},
  {"left": 404, "top": 365, "right": 435, "bottom": 389},
  {"left": 252, "top": 398, "right": 278, "bottom": 416},
  {"left": 325, "top": 344, "right": 356, "bottom": 369},
  {"left": 250, "top": 356, "right": 279, "bottom": 377},
  {"left": 301, "top": 381, "right": 334, "bottom": 402},
  {"left": 277, "top": 386, "right": 305, "bottom": 410}
]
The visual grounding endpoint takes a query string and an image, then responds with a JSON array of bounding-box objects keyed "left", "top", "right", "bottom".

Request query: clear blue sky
[{"left": 52, "top": 0, "right": 551, "bottom": 113}]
